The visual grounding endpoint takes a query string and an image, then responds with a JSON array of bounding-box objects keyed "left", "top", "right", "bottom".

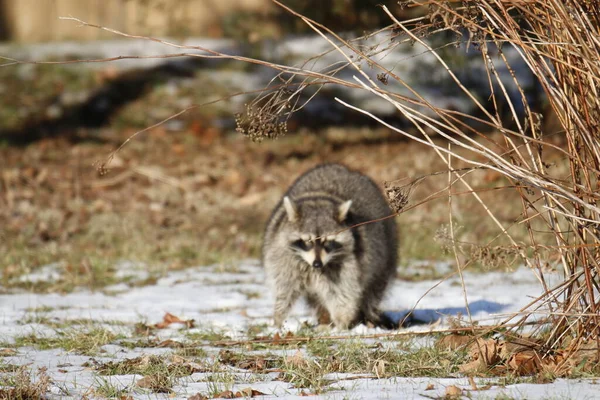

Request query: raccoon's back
[{"left": 285, "top": 163, "right": 391, "bottom": 221}]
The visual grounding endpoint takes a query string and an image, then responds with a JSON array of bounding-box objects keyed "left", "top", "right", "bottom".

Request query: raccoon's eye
[
  {"left": 291, "top": 239, "right": 313, "bottom": 251},
  {"left": 323, "top": 240, "right": 342, "bottom": 252}
]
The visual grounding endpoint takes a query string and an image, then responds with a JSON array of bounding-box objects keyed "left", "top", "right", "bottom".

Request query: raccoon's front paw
[
  {"left": 331, "top": 312, "right": 355, "bottom": 331},
  {"left": 274, "top": 315, "right": 284, "bottom": 329}
]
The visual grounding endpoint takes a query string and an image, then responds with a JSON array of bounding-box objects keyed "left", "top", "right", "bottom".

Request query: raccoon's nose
[{"left": 312, "top": 260, "right": 323, "bottom": 269}]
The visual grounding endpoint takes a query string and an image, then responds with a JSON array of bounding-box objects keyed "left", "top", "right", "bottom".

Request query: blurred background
[{"left": 0, "top": 0, "right": 554, "bottom": 293}]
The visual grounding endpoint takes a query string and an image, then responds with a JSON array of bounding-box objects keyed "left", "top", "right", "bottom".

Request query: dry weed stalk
[{"left": 330, "top": 0, "right": 599, "bottom": 351}]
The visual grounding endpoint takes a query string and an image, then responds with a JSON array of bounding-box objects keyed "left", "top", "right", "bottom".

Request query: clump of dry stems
[{"left": 249, "top": 0, "right": 600, "bottom": 354}]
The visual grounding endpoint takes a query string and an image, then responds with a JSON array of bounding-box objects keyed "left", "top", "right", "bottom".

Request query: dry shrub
[
  {"left": 408, "top": 0, "right": 600, "bottom": 352},
  {"left": 250, "top": 0, "right": 600, "bottom": 353}
]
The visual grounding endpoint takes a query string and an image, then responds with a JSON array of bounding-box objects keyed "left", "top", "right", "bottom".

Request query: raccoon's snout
[{"left": 290, "top": 236, "right": 345, "bottom": 269}]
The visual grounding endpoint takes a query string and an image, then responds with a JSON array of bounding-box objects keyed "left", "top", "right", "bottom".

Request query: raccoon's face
[
  {"left": 281, "top": 196, "right": 355, "bottom": 269},
  {"left": 288, "top": 233, "right": 350, "bottom": 269}
]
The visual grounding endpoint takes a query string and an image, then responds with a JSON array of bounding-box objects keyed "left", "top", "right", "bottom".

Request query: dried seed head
[
  {"left": 384, "top": 181, "right": 409, "bottom": 213},
  {"left": 377, "top": 73, "right": 389, "bottom": 85},
  {"left": 235, "top": 104, "right": 288, "bottom": 142}
]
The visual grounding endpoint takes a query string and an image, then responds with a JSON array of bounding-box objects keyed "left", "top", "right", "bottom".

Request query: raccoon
[{"left": 262, "top": 163, "right": 398, "bottom": 329}]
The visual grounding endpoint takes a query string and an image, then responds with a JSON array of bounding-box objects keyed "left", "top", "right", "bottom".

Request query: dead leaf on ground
[
  {"left": 436, "top": 334, "right": 473, "bottom": 350},
  {"left": 565, "top": 340, "right": 600, "bottom": 374},
  {"left": 425, "top": 383, "right": 435, "bottom": 390},
  {"left": 539, "top": 353, "right": 567, "bottom": 376},
  {"left": 188, "top": 394, "right": 209, "bottom": 400},
  {"left": 0, "top": 348, "right": 17, "bottom": 356},
  {"left": 155, "top": 312, "right": 195, "bottom": 329},
  {"left": 445, "top": 385, "right": 462, "bottom": 398},
  {"left": 286, "top": 349, "right": 308, "bottom": 367},
  {"left": 219, "top": 350, "right": 280, "bottom": 372},
  {"left": 459, "top": 338, "right": 502, "bottom": 374},
  {"left": 500, "top": 336, "right": 541, "bottom": 359},
  {"left": 213, "top": 390, "right": 235, "bottom": 399},
  {"left": 507, "top": 350, "right": 542, "bottom": 376},
  {"left": 235, "top": 388, "right": 267, "bottom": 398},
  {"left": 158, "top": 339, "right": 184, "bottom": 348},
  {"left": 136, "top": 374, "right": 172, "bottom": 393}
]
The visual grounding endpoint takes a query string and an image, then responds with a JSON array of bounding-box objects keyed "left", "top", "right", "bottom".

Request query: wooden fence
[{"left": 0, "top": 0, "right": 270, "bottom": 42}]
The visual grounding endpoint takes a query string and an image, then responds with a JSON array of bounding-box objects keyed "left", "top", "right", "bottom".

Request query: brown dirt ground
[{"left": 0, "top": 124, "right": 565, "bottom": 292}]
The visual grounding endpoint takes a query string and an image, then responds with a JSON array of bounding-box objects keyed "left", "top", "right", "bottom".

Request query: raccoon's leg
[
  {"left": 319, "top": 263, "right": 362, "bottom": 329},
  {"left": 273, "top": 287, "right": 301, "bottom": 328},
  {"left": 360, "top": 267, "right": 397, "bottom": 328},
  {"left": 307, "top": 294, "right": 331, "bottom": 325}
]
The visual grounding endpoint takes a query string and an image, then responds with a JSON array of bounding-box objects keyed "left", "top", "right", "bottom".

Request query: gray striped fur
[{"left": 262, "top": 163, "right": 398, "bottom": 329}]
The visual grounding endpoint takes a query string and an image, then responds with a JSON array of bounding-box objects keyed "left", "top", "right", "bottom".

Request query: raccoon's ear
[
  {"left": 283, "top": 196, "right": 299, "bottom": 223},
  {"left": 337, "top": 200, "right": 352, "bottom": 222}
]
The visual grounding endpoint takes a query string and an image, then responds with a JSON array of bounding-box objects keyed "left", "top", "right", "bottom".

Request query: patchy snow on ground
[{"left": 0, "top": 260, "right": 597, "bottom": 399}]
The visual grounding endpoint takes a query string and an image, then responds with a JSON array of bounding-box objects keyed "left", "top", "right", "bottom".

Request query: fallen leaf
[
  {"left": 425, "top": 383, "right": 435, "bottom": 390},
  {"left": 507, "top": 350, "right": 541, "bottom": 375},
  {"left": 500, "top": 337, "right": 540, "bottom": 359},
  {"left": 238, "top": 357, "right": 266, "bottom": 371},
  {"left": 158, "top": 339, "right": 184, "bottom": 348},
  {"left": 188, "top": 394, "right": 208, "bottom": 400},
  {"left": 286, "top": 349, "right": 307, "bottom": 367},
  {"left": 566, "top": 340, "right": 600, "bottom": 374},
  {"left": 0, "top": 348, "right": 17, "bottom": 356},
  {"left": 445, "top": 385, "right": 462, "bottom": 398},
  {"left": 470, "top": 339, "right": 501, "bottom": 365},
  {"left": 171, "top": 354, "right": 187, "bottom": 364},
  {"left": 213, "top": 390, "right": 234, "bottom": 399},
  {"left": 136, "top": 374, "right": 171, "bottom": 393},
  {"left": 436, "top": 334, "right": 472, "bottom": 350},
  {"left": 459, "top": 338, "right": 502, "bottom": 374},
  {"left": 458, "top": 359, "right": 484, "bottom": 374},
  {"left": 155, "top": 312, "right": 195, "bottom": 329},
  {"left": 540, "top": 353, "right": 568, "bottom": 376},
  {"left": 235, "top": 388, "right": 266, "bottom": 398}
]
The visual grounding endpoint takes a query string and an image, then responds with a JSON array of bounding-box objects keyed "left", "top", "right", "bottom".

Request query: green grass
[
  {"left": 13, "top": 327, "right": 122, "bottom": 355},
  {"left": 95, "top": 355, "right": 201, "bottom": 377},
  {"left": 93, "top": 377, "right": 132, "bottom": 398}
]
